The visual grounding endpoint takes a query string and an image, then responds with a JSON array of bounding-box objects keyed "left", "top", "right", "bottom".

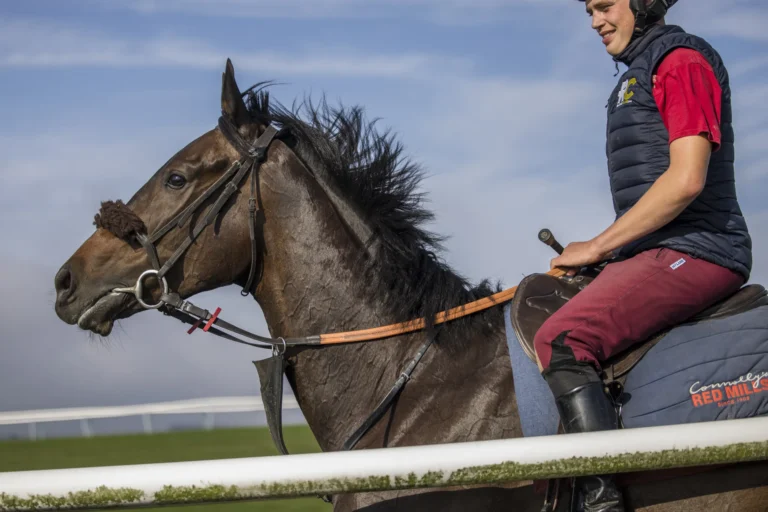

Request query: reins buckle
[{"left": 249, "top": 147, "right": 266, "bottom": 161}]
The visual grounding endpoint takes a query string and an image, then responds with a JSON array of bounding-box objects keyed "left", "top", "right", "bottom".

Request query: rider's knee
[{"left": 533, "top": 317, "right": 564, "bottom": 369}]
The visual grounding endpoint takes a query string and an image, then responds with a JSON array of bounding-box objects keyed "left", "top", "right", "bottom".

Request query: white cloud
[
  {"left": 733, "top": 84, "right": 768, "bottom": 138},
  {"left": 742, "top": 157, "right": 768, "bottom": 181},
  {"left": 0, "top": 129, "right": 192, "bottom": 267},
  {"left": 682, "top": 5, "right": 768, "bottom": 43},
  {"left": 88, "top": 0, "right": 562, "bottom": 24},
  {"left": 730, "top": 55, "right": 768, "bottom": 76},
  {"left": 0, "top": 19, "right": 458, "bottom": 77},
  {"left": 735, "top": 124, "right": 768, "bottom": 182},
  {"left": 0, "top": 134, "right": 155, "bottom": 184},
  {"left": 407, "top": 75, "right": 606, "bottom": 186},
  {"left": 86, "top": 0, "right": 768, "bottom": 38},
  {"left": 664, "top": 0, "right": 768, "bottom": 43}
]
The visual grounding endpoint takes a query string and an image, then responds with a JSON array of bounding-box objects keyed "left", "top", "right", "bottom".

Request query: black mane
[{"left": 243, "top": 84, "right": 502, "bottom": 342}]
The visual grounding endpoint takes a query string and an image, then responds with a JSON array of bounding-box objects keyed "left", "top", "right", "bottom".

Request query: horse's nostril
[
  {"left": 60, "top": 271, "right": 71, "bottom": 291},
  {"left": 55, "top": 264, "right": 76, "bottom": 303}
]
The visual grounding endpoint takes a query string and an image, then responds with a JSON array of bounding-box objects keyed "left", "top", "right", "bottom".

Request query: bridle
[
  {"left": 103, "top": 110, "right": 564, "bottom": 488},
  {"left": 110, "top": 114, "right": 286, "bottom": 350},
  {"left": 111, "top": 115, "right": 275, "bottom": 310}
]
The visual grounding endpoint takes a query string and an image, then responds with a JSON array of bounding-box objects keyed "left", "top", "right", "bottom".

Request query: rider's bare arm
[{"left": 591, "top": 134, "right": 711, "bottom": 257}]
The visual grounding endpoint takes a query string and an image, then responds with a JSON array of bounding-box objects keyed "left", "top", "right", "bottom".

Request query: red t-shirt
[{"left": 652, "top": 48, "right": 722, "bottom": 151}]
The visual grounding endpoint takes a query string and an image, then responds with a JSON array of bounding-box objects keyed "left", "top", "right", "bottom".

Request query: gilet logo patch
[{"left": 617, "top": 77, "right": 637, "bottom": 107}]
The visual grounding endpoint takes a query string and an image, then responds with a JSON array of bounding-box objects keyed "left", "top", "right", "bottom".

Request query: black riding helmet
[{"left": 578, "top": 0, "right": 678, "bottom": 34}]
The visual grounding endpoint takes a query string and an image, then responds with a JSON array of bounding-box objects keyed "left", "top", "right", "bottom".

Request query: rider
[{"left": 534, "top": 1, "right": 752, "bottom": 510}]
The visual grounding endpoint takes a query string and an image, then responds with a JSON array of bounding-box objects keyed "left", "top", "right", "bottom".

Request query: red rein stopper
[
  {"left": 203, "top": 307, "right": 222, "bottom": 332},
  {"left": 187, "top": 319, "right": 203, "bottom": 335}
]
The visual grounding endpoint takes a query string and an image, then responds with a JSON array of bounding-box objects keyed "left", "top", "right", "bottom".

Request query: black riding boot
[{"left": 543, "top": 363, "right": 625, "bottom": 512}]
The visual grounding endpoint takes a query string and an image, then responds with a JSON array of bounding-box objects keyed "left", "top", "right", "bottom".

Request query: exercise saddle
[
  {"left": 509, "top": 270, "right": 768, "bottom": 428},
  {"left": 510, "top": 271, "right": 768, "bottom": 381}
]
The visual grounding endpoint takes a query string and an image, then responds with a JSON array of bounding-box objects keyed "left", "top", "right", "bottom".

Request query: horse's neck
[{"left": 253, "top": 147, "right": 522, "bottom": 452}]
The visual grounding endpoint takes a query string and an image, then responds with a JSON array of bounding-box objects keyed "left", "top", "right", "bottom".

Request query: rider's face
[{"left": 585, "top": 0, "right": 636, "bottom": 57}]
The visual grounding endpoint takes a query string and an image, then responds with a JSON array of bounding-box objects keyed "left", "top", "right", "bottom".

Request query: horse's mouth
[{"left": 77, "top": 292, "right": 132, "bottom": 336}]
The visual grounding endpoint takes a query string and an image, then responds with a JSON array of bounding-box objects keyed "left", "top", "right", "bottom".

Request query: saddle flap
[{"left": 509, "top": 273, "right": 593, "bottom": 363}]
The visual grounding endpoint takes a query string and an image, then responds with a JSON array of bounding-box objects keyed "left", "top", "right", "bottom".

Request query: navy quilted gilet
[{"left": 606, "top": 24, "right": 751, "bottom": 280}]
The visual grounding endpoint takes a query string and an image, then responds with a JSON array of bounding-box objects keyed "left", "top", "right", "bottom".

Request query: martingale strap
[
  {"left": 341, "top": 333, "right": 435, "bottom": 451},
  {"left": 252, "top": 330, "right": 436, "bottom": 459}
]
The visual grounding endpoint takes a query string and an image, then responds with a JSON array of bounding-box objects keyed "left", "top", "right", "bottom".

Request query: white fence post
[
  {"left": 141, "top": 414, "right": 152, "bottom": 435},
  {"left": 80, "top": 419, "right": 92, "bottom": 438}
]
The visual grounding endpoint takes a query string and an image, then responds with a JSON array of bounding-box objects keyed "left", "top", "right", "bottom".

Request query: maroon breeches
[{"left": 533, "top": 247, "right": 745, "bottom": 371}]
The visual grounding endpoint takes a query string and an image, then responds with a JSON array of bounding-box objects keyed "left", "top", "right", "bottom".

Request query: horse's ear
[{"left": 221, "top": 58, "right": 249, "bottom": 127}]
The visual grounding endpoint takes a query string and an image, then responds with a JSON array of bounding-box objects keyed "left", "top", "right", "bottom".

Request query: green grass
[{"left": 0, "top": 425, "right": 331, "bottom": 511}]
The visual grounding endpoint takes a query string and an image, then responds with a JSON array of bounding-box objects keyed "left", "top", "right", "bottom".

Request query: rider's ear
[{"left": 221, "top": 58, "right": 250, "bottom": 129}]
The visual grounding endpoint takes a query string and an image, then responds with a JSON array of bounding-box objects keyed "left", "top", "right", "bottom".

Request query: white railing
[
  {"left": 1, "top": 416, "right": 767, "bottom": 511},
  {"left": 0, "top": 396, "right": 300, "bottom": 439}
]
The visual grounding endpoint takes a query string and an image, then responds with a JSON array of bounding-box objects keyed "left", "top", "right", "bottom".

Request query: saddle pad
[
  {"left": 621, "top": 304, "right": 768, "bottom": 429},
  {"left": 503, "top": 303, "right": 560, "bottom": 438}
]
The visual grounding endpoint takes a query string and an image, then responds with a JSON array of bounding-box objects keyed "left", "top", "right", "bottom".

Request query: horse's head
[{"left": 54, "top": 59, "right": 266, "bottom": 336}]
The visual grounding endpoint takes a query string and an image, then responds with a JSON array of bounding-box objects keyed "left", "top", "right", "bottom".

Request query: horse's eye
[{"left": 167, "top": 173, "right": 187, "bottom": 189}]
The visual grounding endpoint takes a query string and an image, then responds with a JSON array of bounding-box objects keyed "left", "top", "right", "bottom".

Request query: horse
[{"left": 53, "top": 59, "right": 768, "bottom": 511}]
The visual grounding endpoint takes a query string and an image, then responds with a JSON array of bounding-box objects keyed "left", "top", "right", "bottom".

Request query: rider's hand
[{"left": 550, "top": 240, "right": 612, "bottom": 276}]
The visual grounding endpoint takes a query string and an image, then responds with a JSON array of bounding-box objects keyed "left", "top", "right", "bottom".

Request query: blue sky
[{"left": 2, "top": 0, "right": 768, "bottom": 435}]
